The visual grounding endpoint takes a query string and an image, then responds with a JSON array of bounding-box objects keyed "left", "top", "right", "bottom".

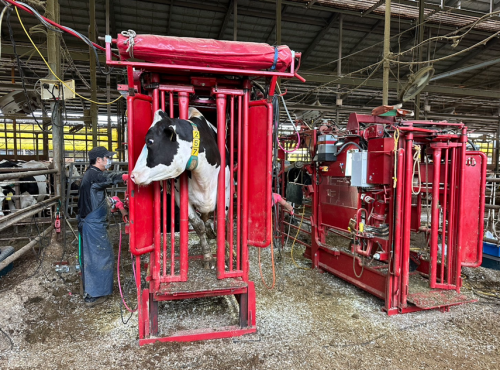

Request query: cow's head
[{"left": 130, "top": 110, "right": 194, "bottom": 185}]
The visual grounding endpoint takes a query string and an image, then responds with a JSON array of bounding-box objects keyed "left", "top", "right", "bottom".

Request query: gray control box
[{"left": 350, "top": 151, "right": 372, "bottom": 187}]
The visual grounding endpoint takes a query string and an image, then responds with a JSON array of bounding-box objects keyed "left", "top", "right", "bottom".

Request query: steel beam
[
  {"left": 298, "top": 73, "right": 500, "bottom": 98},
  {"left": 108, "top": 0, "right": 116, "bottom": 37},
  {"left": 383, "top": 0, "right": 391, "bottom": 105},
  {"left": 276, "top": 0, "right": 282, "bottom": 46},
  {"left": 234, "top": 0, "right": 238, "bottom": 41},
  {"left": 47, "top": 0, "right": 64, "bottom": 201},
  {"left": 362, "top": 0, "right": 385, "bottom": 17},
  {"left": 218, "top": 0, "right": 234, "bottom": 39},
  {"left": 106, "top": 0, "right": 112, "bottom": 151},
  {"left": 89, "top": 0, "right": 98, "bottom": 148},
  {"left": 415, "top": 0, "right": 426, "bottom": 119},
  {"left": 167, "top": 0, "right": 173, "bottom": 35},
  {"left": 432, "top": 57, "right": 500, "bottom": 81},
  {"left": 347, "top": 20, "right": 382, "bottom": 55},
  {"left": 301, "top": 13, "right": 339, "bottom": 62},
  {"left": 440, "top": 38, "right": 500, "bottom": 74}
]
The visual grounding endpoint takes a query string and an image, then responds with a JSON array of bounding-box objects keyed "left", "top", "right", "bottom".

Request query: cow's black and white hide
[
  {"left": 0, "top": 160, "right": 48, "bottom": 216},
  {"left": 131, "top": 108, "right": 230, "bottom": 267}
]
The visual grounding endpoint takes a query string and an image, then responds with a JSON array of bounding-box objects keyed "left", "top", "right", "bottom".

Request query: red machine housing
[
  {"left": 106, "top": 34, "right": 302, "bottom": 344},
  {"left": 279, "top": 113, "right": 486, "bottom": 315}
]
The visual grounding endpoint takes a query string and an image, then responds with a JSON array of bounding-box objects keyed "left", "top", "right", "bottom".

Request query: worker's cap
[{"left": 88, "top": 146, "right": 116, "bottom": 161}]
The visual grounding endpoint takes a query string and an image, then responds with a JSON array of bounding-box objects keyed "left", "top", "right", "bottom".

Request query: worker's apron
[{"left": 78, "top": 200, "right": 114, "bottom": 298}]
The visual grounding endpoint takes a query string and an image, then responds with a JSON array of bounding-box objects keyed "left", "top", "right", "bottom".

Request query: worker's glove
[{"left": 112, "top": 196, "right": 124, "bottom": 210}]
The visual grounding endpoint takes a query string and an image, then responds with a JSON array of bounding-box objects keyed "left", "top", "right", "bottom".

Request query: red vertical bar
[
  {"left": 389, "top": 148, "right": 404, "bottom": 309},
  {"left": 455, "top": 128, "right": 467, "bottom": 291},
  {"left": 169, "top": 92, "right": 174, "bottom": 118},
  {"left": 126, "top": 66, "right": 134, "bottom": 90},
  {"left": 162, "top": 180, "right": 167, "bottom": 277},
  {"left": 152, "top": 84, "right": 161, "bottom": 290},
  {"left": 447, "top": 148, "right": 456, "bottom": 285},
  {"left": 153, "top": 181, "right": 161, "bottom": 288},
  {"left": 153, "top": 88, "right": 159, "bottom": 112},
  {"left": 440, "top": 148, "right": 449, "bottom": 284},
  {"left": 266, "top": 102, "right": 273, "bottom": 247},
  {"left": 170, "top": 179, "right": 175, "bottom": 276},
  {"left": 216, "top": 93, "right": 227, "bottom": 278},
  {"left": 401, "top": 133, "right": 413, "bottom": 307},
  {"left": 429, "top": 148, "right": 442, "bottom": 289},
  {"left": 229, "top": 96, "right": 235, "bottom": 272},
  {"left": 136, "top": 256, "right": 143, "bottom": 339},
  {"left": 236, "top": 96, "right": 242, "bottom": 271},
  {"left": 242, "top": 81, "right": 251, "bottom": 280},
  {"left": 178, "top": 92, "right": 190, "bottom": 281},
  {"left": 161, "top": 91, "right": 165, "bottom": 111}
]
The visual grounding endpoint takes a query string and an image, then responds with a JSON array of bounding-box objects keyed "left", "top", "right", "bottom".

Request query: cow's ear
[
  {"left": 159, "top": 110, "right": 169, "bottom": 119},
  {"left": 164, "top": 126, "right": 177, "bottom": 142}
]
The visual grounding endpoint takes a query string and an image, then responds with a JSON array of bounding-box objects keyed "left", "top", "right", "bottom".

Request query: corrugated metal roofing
[{"left": 1, "top": 0, "right": 500, "bottom": 131}]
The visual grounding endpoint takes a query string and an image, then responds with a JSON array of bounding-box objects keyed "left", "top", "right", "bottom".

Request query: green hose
[{"left": 78, "top": 233, "right": 82, "bottom": 268}]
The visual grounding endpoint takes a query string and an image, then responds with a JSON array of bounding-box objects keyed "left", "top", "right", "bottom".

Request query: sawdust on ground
[{"left": 0, "top": 223, "right": 499, "bottom": 370}]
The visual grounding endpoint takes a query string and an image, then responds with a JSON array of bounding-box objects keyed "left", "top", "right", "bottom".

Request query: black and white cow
[
  {"left": 0, "top": 160, "right": 48, "bottom": 216},
  {"left": 130, "top": 108, "right": 230, "bottom": 267}
]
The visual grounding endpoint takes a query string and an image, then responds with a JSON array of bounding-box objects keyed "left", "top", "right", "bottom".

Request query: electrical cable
[
  {"left": 275, "top": 84, "right": 301, "bottom": 153},
  {"left": 3, "top": 0, "right": 115, "bottom": 55},
  {"left": 0, "top": 4, "right": 8, "bottom": 58},
  {"left": 290, "top": 205, "right": 309, "bottom": 270},
  {"left": 5, "top": 8, "right": 48, "bottom": 133},
  {"left": 117, "top": 223, "right": 137, "bottom": 313},
  {"left": 15, "top": 7, "right": 122, "bottom": 105}
]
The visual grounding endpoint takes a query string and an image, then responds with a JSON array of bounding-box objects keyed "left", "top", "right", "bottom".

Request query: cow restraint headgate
[{"left": 105, "top": 33, "right": 303, "bottom": 344}]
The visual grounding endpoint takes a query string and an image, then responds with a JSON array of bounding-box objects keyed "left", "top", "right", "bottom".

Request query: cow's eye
[{"left": 147, "top": 139, "right": 154, "bottom": 145}]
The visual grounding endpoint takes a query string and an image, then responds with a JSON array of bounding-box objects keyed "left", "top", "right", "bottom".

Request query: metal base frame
[{"left": 137, "top": 281, "right": 257, "bottom": 345}]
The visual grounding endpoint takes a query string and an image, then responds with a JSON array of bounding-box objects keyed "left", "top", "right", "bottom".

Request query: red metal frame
[
  {"left": 279, "top": 113, "right": 486, "bottom": 315},
  {"left": 108, "top": 36, "right": 297, "bottom": 344}
]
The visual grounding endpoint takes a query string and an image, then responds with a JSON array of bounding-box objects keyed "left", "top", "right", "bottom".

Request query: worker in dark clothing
[{"left": 77, "top": 146, "right": 124, "bottom": 307}]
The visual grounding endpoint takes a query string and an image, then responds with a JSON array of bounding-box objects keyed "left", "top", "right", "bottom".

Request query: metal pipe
[
  {"left": 0, "top": 169, "right": 58, "bottom": 181},
  {"left": 382, "top": 0, "right": 391, "bottom": 105},
  {"left": 432, "top": 58, "right": 500, "bottom": 82},
  {"left": 401, "top": 133, "right": 413, "bottom": 307},
  {"left": 447, "top": 147, "right": 457, "bottom": 285},
  {"left": 242, "top": 80, "right": 250, "bottom": 280},
  {"left": 429, "top": 148, "right": 442, "bottom": 288},
  {"left": 233, "top": 0, "right": 237, "bottom": 41},
  {"left": 90, "top": 0, "right": 98, "bottom": 148},
  {"left": 0, "top": 225, "right": 54, "bottom": 272},
  {"left": 170, "top": 179, "right": 175, "bottom": 276},
  {"left": 393, "top": 148, "right": 405, "bottom": 278},
  {"left": 454, "top": 128, "right": 467, "bottom": 291},
  {"left": 178, "top": 92, "right": 190, "bottom": 281},
  {"left": 216, "top": 93, "right": 227, "bottom": 277},
  {"left": 415, "top": 0, "right": 425, "bottom": 119},
  {"left": 0, "top": 197, "right": 60, "bottom": 232},
  {"left": 236, "top": 95, "right": 242, "bottom": 271},
  {"left": 229, "top": 96, "right": 235, "bottom": 271},
  {"left": 440, "top": 148, "right": 449, "bottom": 284}
]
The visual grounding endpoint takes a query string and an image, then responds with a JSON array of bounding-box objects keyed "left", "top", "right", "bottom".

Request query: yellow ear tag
[{"left": 6, "top": 192, "right": 13, "bottom": 201}]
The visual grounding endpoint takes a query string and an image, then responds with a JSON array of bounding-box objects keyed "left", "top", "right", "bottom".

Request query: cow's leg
[
  {"left": 188, "top": 207, "right": 213, "bottom": 269},
  {"left": 201, "top": 212, "right": 216, "bottom": 240},
  {"left": 173, "top": 180, "right": 213, "bottom": 269}
]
